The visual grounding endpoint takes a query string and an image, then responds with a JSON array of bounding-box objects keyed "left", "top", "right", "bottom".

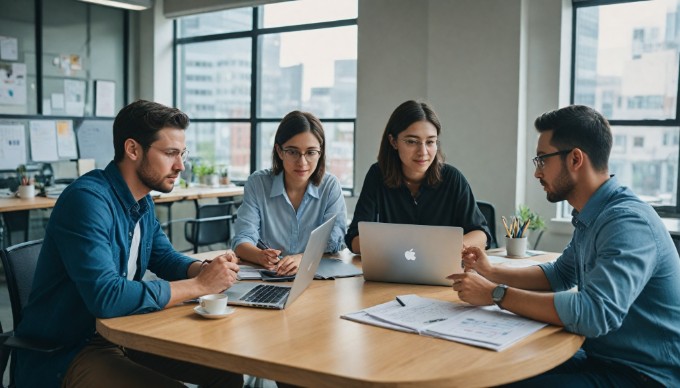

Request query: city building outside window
[
  {"left": 563, "top": 0, "right": 680, "bottom": 218},
  {"left": 174, "top": 0, "right": 357, "bottom": 190}
]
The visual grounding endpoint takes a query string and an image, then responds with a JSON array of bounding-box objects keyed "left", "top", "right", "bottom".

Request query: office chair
[
  {"left": 0, "top": 240, "right": 61, "bottom": 388},
  {"left": 185, "top": 202, "right": 235, "bottom": 254},
  {"left": 477, "top": 201, "right": 498, "bottom": 249}
]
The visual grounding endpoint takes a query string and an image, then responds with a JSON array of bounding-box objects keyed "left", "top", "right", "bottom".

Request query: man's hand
[
  {"left": 448, "top": 272, "right": 496, "bottom": 306},
  {"left": 461, "top": 246, "right": 494, "bottom": 276},
  {"left": 196, "top": 256, "right": 239, "bottom": 295},
  {"left": 212, "top": 250, "right": 239, "bottom": 264}
]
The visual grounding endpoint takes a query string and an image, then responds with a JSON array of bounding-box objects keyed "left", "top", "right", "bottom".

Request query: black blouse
[{"left": 346, "top": 163, "right": 491, "bottom": 251}]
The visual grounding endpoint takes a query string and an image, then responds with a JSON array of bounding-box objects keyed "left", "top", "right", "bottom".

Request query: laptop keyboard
[{"left": 241, "top": 284, "right": 290, "bottom": 304}]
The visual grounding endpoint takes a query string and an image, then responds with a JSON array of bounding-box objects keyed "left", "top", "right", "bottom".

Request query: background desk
[
  {"left": 97, "top": 251, "right": 584, "bottom": 387},
  {"left": 0, "top": 185, "right": 244, "bottom": 247}
]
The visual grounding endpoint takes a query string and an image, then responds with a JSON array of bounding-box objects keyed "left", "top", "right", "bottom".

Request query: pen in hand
[{"left": 256, "top": 239, "right": 283, "bottom": 260}]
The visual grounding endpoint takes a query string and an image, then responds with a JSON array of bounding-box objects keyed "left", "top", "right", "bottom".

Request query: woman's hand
[
  {"left": 276, "top": 254, "right": 302, "bottom": 276},
  {"left": 260, "top": 248, "right": 282, "bottom": 270}
]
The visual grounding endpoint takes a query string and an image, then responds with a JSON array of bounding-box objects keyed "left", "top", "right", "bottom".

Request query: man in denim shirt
[
  {"left": 15, "top": 100, "right": 243, "bottom": 387},
  {"left": 450, "top": 105, "right": 680, "bottom": 387}
]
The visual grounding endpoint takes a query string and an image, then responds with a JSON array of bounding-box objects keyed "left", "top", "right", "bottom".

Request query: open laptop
[
  {"left": 358, "top": 222, "right": 463, "bottom": 286},
  {"left": 225, "top": 215, "right": 336, "bottom": 309}
]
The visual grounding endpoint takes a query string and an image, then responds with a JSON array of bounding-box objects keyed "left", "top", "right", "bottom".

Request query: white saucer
[{"left": 194, "top": 305, "right": 236, "bottom": 319}]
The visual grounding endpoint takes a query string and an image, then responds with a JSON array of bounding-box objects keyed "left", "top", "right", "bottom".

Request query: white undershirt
[{"left": 127, "top": 222, "right": 141, "bottom": 280}]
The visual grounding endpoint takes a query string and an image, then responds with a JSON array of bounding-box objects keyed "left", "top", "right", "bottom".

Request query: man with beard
[
  {"left": 14, "top": 100, "right": 243, "bottom": 387},
  {"left": 449, "top": 105, "right": 680, "bottom": 387}
]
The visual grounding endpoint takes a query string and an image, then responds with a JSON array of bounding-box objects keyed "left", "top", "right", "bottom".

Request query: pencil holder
[{"left": 505, "top": 236, "right": 528, "bottom": 257}]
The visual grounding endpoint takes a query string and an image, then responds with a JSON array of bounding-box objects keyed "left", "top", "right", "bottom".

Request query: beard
[
  {"left": 136, "top": 154, "right": 178, "bottom": 193},
  {"left": 544, "top": 166, "right": 575, "bottom": 203}
]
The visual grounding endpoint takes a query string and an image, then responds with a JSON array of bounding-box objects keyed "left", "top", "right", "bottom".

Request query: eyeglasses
[
  {"left": 399, "top": 138, "right": 440, "bottom": 149},
  {"left": 149, "top": 145, "right": 189, "bottom": 163},
  {"left": 532, "top": 149, "right": 572, "bottom": 170},
  {"left": 281, "top": 148, "right": 322, "bottom": 163}
]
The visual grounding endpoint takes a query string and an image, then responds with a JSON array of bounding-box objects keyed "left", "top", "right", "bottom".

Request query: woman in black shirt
[{"left": 346, "top": 100, "right": 490, "bottom": 253}]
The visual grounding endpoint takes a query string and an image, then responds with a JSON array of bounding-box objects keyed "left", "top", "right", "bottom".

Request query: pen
[
  {"left": 256, "top": 239, "right": 283, "bottom": 259},
  {"left": 395, "top": 296, "right": 405, "bottom": 306}
]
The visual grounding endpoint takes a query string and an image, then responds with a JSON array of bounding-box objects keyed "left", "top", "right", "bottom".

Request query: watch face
[{"left": 492, "top": 285, "right": 506, "bottom": 302}]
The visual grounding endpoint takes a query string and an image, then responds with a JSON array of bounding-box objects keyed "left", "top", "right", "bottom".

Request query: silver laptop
[
  {"left": 225, "top": 215, "right": 336, "bottom": 309},
  {"left": 358, "top": 222, "right": 463, "bottom": 286}
]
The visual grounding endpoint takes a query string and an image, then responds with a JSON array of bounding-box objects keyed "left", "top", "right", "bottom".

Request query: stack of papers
[
  {"left": 342, "top": 295, "right": 547, "bottom": 351},
  {"left": 44, "top": 184, "right": 69, "bottom": 198}
]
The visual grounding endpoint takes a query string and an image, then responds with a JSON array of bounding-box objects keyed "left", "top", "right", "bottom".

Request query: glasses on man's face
[
  {"left": 531, "top": 149, "right": 572, "bottom": 170},
  {"left": 149, "top": 145, "right": 189, "bottom": 163},
  {"left": 399, "top": 138, "right": 440, "bottom": 150},
  {"left": 281, "top": 148, "right": 322, "bottom": 163}
]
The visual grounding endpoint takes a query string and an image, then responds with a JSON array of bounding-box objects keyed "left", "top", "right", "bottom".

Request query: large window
[
  {"left": 174, "top": 0, "right": 357, "bottom": 188},
  {"left": 571, "top": 0, "right": 680, "bottom": 214}
]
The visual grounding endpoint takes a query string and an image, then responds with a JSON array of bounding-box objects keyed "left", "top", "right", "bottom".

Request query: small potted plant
[
  {"left": 194, "top": 163, "right": 217, "bottom": 186},
  {"left": 218, "top": 165, "right": 230, "bottom": 186},
  {"left": 516, "top": 205, "right": 546, "bottom": 249}
]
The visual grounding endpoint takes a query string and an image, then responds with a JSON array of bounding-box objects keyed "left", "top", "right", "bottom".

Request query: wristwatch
[{"left": 492, "top": 284, "right": 508, "bottom": 308}]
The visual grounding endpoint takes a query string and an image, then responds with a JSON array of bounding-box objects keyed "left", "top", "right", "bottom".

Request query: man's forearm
[
  {"left": 500, "top": 288, "right": 563, "bottom": 326},
  {"left": 486, "top": 265, "right": 552, "bottom": 291}
]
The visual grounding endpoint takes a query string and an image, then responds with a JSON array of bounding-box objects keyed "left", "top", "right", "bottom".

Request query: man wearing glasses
[
  {"left": 450, "top": 105, "right": 680, "bottom": 386},
  {"left": 15, "top": 100, "right": 243, "bottom": 387}
]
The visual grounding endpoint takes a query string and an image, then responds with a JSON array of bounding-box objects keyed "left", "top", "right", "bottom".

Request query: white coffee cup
[
  {"left": 505, "top": 236, "right": 528, "bottom": 257},
  {"left": 17, "top": 185, "right": 36, "bottom": 199},
  {"left": 199, "top": 294, "right": 228, "bottom": 314}
]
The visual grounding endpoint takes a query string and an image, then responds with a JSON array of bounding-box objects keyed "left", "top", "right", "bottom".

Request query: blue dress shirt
[
  {"left": 539, "top": 177, "right": 680, "bottom": 386},
  {"left": 232, "top": 169, "right": 346, "bottom": 255},
  {"left": 15, "top": 162, "right": 197, "bottom": 387}
]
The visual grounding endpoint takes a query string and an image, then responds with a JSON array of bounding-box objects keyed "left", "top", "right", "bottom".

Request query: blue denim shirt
[
  {"left": 232, "top": 169, "right": 346, "bottom": 255},
  {"left": 539, "top": 177, "right": 680, "bottom": 386},
  {"left": 15, "top": 162, "right": 197, "bottom": 387}
]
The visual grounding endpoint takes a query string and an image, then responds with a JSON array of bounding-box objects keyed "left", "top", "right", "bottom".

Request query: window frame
[
  {"left": 172, "top": 7, "right": 358, "bottom": 192},
  {"left": 567, "top": 0, "right": 680, "bottom": 217}
]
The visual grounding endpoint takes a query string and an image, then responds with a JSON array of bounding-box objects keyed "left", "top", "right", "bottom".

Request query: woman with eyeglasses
[
  {"left": 232, "top": 110, "right": 347, "bottom": 275},
  {"left": 346, "top": 100, "right": 490, "bottom": 253}
]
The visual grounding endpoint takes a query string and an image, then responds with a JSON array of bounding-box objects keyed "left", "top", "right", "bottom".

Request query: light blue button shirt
[
  {"left": 232, "top": 169, "right": 347, "bottom": 255},
  {"left": 539, "top": 177, "right": 680, "bottom": 386}
]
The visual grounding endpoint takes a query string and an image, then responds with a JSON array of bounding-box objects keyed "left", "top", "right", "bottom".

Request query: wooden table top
[
  {"left": 96, "top": 250, "right": 583, "bottom": 387},
  {"left": 0, "top": 185, "right": 244, "bottom": 212}
]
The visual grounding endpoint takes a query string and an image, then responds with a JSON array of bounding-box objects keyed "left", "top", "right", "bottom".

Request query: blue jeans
[{"left": 502, "top": 349, "right": 663, "bottom": 388}]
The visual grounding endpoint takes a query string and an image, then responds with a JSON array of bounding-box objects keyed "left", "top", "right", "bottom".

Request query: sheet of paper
[
  {"left": 0, "top": 36, "right": 19, "bottom": 61},
  {"left": 64, "top": 79, "right": 85, "bottom": 116},
  {"left": 0, "top": 62, "right": 26, "bottom": 105},
  {"left": 423, "top": 307, "right": 547, "bottom": 351},
  {"left": 56, "top": 120, "right": 77, "bottom": 158},
  {"left": 488, "top": 256, "right": 541, "bottom": 268},
  {"left": 364, "top": 295, "right": 470, "bottom": 332},
  {"left": 0, "top": 123, "right": 27, "bottom": 169},
  {"left": 237, "top": 266, "right": 263, "bottom": 280},
  {"left": 29, "top": 120, "right": 59, "bottom": 161},
  {"left": 76, "top": 120, "right": 114, "bottom": 169}
]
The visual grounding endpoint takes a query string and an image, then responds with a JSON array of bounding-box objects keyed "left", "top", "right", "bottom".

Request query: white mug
[
  {"left": 199, "top": 294, "right": 228, "bottom": 314},
  {"left": 17, "top": 185, "right": 36, "bottom": 199}
]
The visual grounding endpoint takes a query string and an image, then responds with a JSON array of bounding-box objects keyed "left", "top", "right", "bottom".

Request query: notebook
[
  {"left": 225, "top": 215, "right": 336, "bottom": 309},
  {"left": 358, "top": 222, "right": 463, "bottom": 286}
]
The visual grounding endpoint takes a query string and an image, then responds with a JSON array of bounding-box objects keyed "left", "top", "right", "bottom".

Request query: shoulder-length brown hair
[
  {"left": 377, "top": 100, "right": 444, "bottom": 188},
  {"left": 271, "top": 111, "right": 326, "bottom": 186}
]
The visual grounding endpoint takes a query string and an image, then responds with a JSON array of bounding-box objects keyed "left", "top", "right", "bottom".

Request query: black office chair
[
  {"left": 184, "top": 202, "right": 235, "bottom": 254},
  {"left": 477, "top": 201, "right": 498, "bottom": 249},
  {"left": 0, "top": 240, "right": 61, "bottom": 387}
]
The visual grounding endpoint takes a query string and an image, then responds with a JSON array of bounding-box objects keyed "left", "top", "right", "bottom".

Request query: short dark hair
[
  {"left": 113, "top": 100, "right": 190, "bottom": 162},
  {"left": 378, "top": 100, "right": 444, "bottom": 188},
  {"left": 534, "top": 105, "right": 612, "bottom": 172},
  {"left": 271, "top": 111, "right": 326, "bottom": 186}
]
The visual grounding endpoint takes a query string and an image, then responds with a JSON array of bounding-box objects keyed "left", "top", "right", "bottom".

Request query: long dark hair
[
  {"left": 271, "top": 111, "right": 326, "bottom": 186},
  {"left": 378, "top": 100, "right": 444, "bottom": 188}
]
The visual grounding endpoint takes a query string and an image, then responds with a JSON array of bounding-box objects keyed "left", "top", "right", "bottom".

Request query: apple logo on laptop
[{"left": 404, "top": 249, "right": 416, "bottom": 261}]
